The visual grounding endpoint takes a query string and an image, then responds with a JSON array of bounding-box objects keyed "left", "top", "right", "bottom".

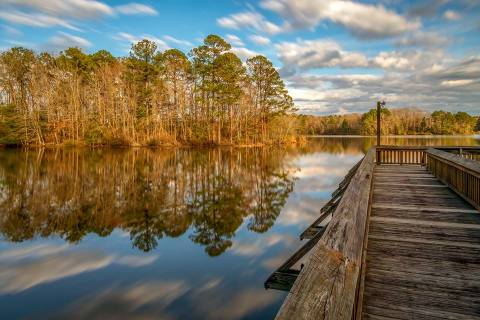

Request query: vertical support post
[{"left": 376, "top": 101, "right": 381, "bottom": 147}]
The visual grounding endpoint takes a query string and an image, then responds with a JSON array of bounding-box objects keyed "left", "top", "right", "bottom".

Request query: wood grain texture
[
  {"left": 362, "top": 164, "right": 480, "bottom": 320},
  {"left": 275, "top": 149, "right": 376, "bottom": 320}
]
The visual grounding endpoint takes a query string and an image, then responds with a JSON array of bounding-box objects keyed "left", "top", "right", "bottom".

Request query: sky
[{"left": 0, "top": 0, "right": 479, "bottom": 115}]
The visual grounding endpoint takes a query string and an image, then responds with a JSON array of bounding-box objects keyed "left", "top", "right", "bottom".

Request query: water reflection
[
  {"left": 0, "top": 148, "right": 297, "bottom": 255},
  {"left": 1, "top": 136, "right": 479, "bottom": 320}
]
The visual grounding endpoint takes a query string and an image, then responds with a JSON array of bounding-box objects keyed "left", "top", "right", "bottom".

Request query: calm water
[{"left": 1, "top": 136, "right": 479, "bottom": 320}]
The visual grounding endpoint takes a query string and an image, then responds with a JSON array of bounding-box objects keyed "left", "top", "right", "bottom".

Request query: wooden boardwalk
[
  {"left": 272, "top": 147, "right": 480, "bottom": 320},
  {"left": 362, "top": 164, "right": 480, "bottom": 319}
]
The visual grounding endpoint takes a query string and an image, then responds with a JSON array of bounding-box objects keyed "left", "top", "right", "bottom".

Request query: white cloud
[
  {"left": 249, "top": 34, "right": 271, "bottom": 45},
  {"left": 0, "top": 0, "right": 157, "bottom": 31},
  {"left": 371, "top": 49, "right": 446, "bottom": 71},
  {"left": 394, "top": 31, "right": 449, "bottom": 48},
  {"left": 444, "top": 9, "right": 461, "bottom": 20},
  {"left": 276, "top": 39, "right": 368, "bottom": 74},
  {"left": 163, "top": 35, "right": 193, "bottom": 47},
  {"left": 0, "top": 10, "right": 80, "bottom": 30},
  {"left": 47, "top": 31, "right": 92, "bottom": 50},
  {"left": 225, "top": 34, "right": 244, "bottom": 46},
  {"left": 116, "top": 32, "right": 169, "bottom": 51},
  {"left": 260, "top": 0, "right": 419, "bottom": 38},
  {"left": 1, "top": 0, "right": 113, "bottom": 19},
  {"left": 230, "top": 47, "right": 260, "bottom": 60},
  {"left": 285, "top": 55, "right": 480, "bottom": 115},
  {"left": 217, "top": 11, "right": 282, "bottom": 34},
  {"left": 441, "top": 79, "right": 475, "bottom": 87},
  {"left": 115, "top": 3, "right": 158, "bottom": 16}
]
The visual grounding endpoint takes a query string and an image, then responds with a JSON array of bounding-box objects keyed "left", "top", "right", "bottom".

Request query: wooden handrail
[
  {"left": 426, "top": 148, "right": 480, "bottom": 210},
  {"left": 275, "top": 148, "right": 375, "bottom": 320},
  {"left": 376, "top": 146, "right": 480, "bottom": 165}
]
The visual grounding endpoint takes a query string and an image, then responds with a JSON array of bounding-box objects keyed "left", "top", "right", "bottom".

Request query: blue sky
[{"left": 0, "top": 0, "right": 479, "bottom": 115}]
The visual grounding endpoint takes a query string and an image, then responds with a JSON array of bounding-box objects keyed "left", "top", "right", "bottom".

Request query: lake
[{"left": 1, "top": 136, "right": 479, "bottom": 320}]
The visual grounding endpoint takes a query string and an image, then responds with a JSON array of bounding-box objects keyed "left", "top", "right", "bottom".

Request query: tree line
[
  {"left": 298, "top": 107, "right": 479, "bottom": 136},
  {"left": 0, "top": 35, "right": 296, "bottom": 146}
]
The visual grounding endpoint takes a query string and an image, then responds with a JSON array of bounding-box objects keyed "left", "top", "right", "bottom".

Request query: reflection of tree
[
  {"left": 247, "top": 171, "right": 295, "bottom": 233},
  {"left": 0, "top": 147, "right": 297, "bottom": 255},
  {"left": 188, "top": 176, "right": 246, "bottom": 256}
]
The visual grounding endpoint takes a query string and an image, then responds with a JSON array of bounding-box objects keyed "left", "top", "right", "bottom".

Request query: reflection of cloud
[
  {"left": 278, "top": 195, "right": 322, "bottom": 227},
  {"left": 261, "top": 253, "right": 292, "bottom": 270},
  {"left": 194, "top": 287, "right": 283, "bottom": 320},
  {"left": 231, "top": 233, "right": 294, "bottom": 256},
  {"left": 120, "top": 281, "right": 188, "bottom": 310},
  {"left": 0, "top": 244, "right": 159, "bottom": 294},
  {"left": 0, "top": 251, "right": 113, "bottom": 293},
  {"left": 53, "top": 281, "right": 189, "bottom": 320},
  {"left": 115, "top": 255, "right": 158, "bottom": 267},
  {"left": 0, "top": 244, "right": 69, "bottom": 260},
  {"left": 195, "top": 278, "right": 222, "bottom": 294}
]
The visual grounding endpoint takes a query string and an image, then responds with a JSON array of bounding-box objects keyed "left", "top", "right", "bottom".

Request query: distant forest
[
  {"left": 0, "top": 35, "right": 296, "bottom": 147},
  {"left": 298, "top": 108, "right": 479, "bottom": 136}
]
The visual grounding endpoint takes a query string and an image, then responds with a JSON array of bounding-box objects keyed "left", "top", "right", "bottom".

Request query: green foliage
[
  {"left": 0, "top": 36, "right": 296, "bottom": 146},
  {"left": 0, "top": 104, "right": 24, "bottom": 145},
  {"left": 360, "top": 107, "right": 391, "bottom": 135},
  {"left": 298, "top": 107, "right": 478, "bottom": 136},
  {"left": 247, "top": 55, "right": 295, "bottom": 118}
]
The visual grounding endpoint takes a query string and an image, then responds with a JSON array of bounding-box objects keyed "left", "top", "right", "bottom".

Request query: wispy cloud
[
  {"left": 225, "top": 34, "right": 244, "bottom": 46},
  {"left": 116, "top": 32, "right": 169, "bottom": 51},
  {"left": 218, "top": 11, "right": 282, "bottom": 34},
  {"left": 163, "top": 35, "right": 193, "bottom": 47},
  {"left": 0, "top": 0, "right": 158, "bottom": 31},
  {"left": 115, "top": 3, "right": 158, "bottom": 16},
  {"left": 46, "top": 31, "right": 92, "bottom": 51},
  {"left": 249, "top": 34, "right": 271, "bottom": 45}
]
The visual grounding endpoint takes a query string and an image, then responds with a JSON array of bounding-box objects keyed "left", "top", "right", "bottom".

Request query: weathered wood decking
[
  {"left": 362, "top": 164, "right": 480, "bottom": 319},
  {"left": 272, "top": 146, "right": 480, "bottom": 320}
]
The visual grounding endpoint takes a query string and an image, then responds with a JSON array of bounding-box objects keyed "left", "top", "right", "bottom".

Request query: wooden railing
[
  {"left": 376, "top": 146, "right": 426, "bottom": 165},
  {"left": 275, "top": 148, "right": 375, "bottom": 320},
  {"left": 376, "top": 146, "right": 480, "bottom": 165},
  {"left": 426, "top": 148, "right": 480, "bottom": 210}
]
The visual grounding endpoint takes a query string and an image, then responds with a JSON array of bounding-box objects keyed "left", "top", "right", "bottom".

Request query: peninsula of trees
[
  {"left": 299, "top": 108, "right": 479, "bottom": 136},
  {"left": 0, "top": 35, "right": 296, "bottom": 147}
]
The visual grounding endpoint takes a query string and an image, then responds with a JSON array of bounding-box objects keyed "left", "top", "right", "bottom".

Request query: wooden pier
[{"left": 268, "top": 146, "right": 480, "bottom": 319}]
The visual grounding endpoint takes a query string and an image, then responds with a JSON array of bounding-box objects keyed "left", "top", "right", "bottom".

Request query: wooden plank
[
  {"left": 373, "top": 190, "right": 459, "bottom": 198},
  {"left": 368, "top": 234, "right": 480, "bottom": 249},
  {"left": 373, "top": 178, "right": 443, "bottom": 185},
  {"left": 365, "top": 255, "right": 480, "bottom": 281},
  {"left": 372, "top": 195, "right": 468, "bottom": 208},
  {"left": 373, "top": 182, "right": 448, "bottom": 188},
  {"left": 365, "top": 268, "right": 480, "bottom": 296},
  {"left": 373, "top": 173, "right": 434, "bottom": 178},
  {"left": 364, "top": 283, "right": 480, "bottom": 318},
  {"left": 371, "top": 207, "right": 480, "bottom": 224},
  {"left": 370, "top": 216, "right": 480, "bottom": 229},
  {"left": 275, "top": 148, "right": 376, "bottom": 320},
  {"left": 371, "top": 204, "right": 478, "bottom": 214},
  {"left": 367, "top": 236, "right": 480, "bottom": 263},
  {"left": 363, "top": 304, "right": 476, "bottom": 320}
]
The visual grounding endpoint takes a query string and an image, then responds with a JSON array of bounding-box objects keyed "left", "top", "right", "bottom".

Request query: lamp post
[{"left": 377, "top": 100, "right": 385, "bottom": 146}]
